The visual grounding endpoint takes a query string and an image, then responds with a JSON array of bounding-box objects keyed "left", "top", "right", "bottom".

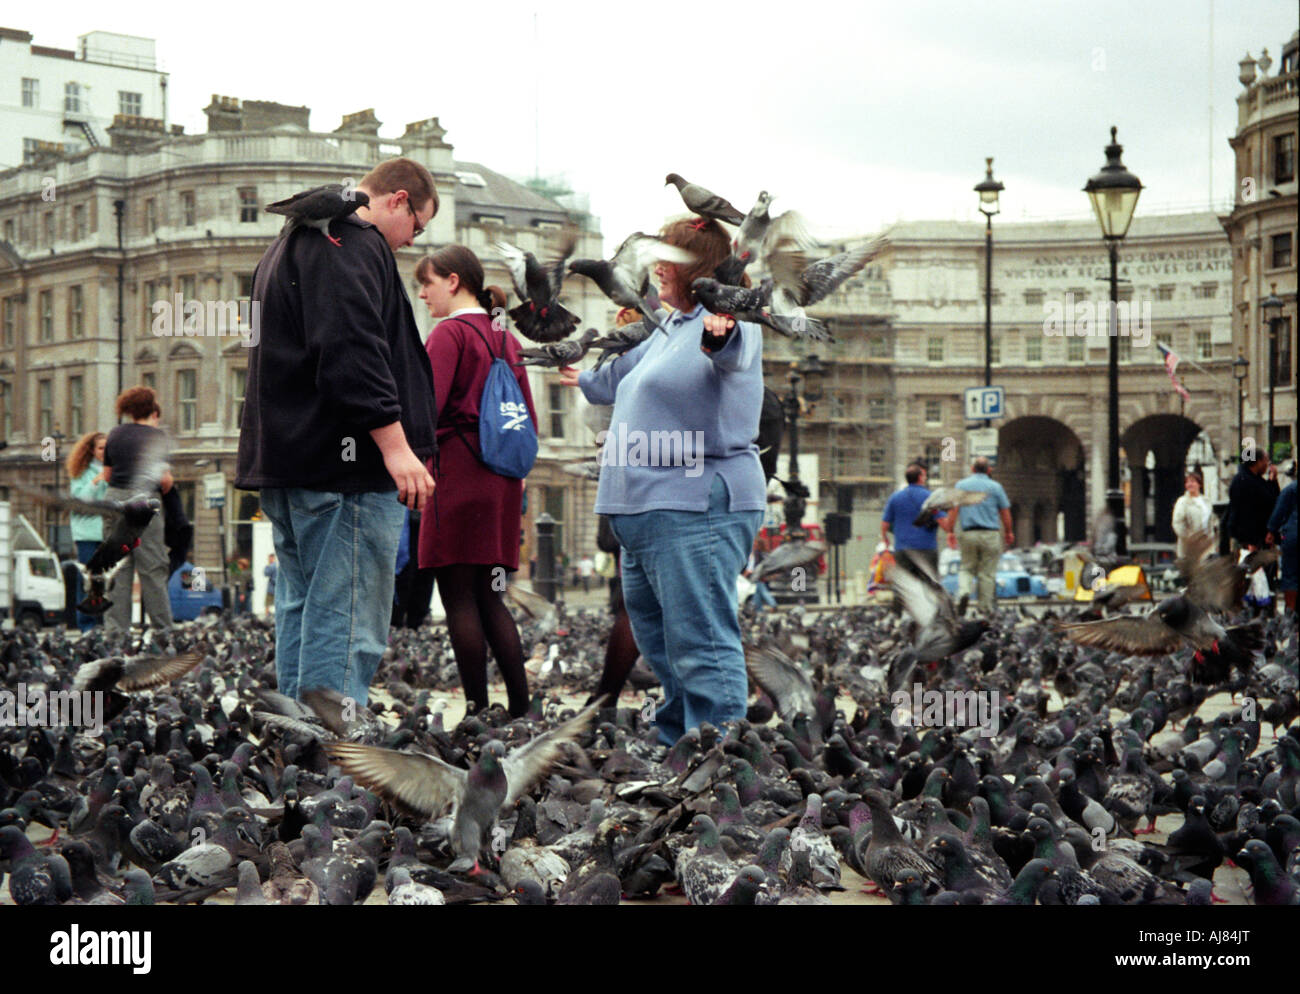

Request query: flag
[{"left": 1156, "top": 342, "right": 1191, "bottom": 401}]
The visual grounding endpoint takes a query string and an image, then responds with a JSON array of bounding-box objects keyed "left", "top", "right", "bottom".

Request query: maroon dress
[{"left": 418, "top": 311, "right": 537, "bottom": 570}]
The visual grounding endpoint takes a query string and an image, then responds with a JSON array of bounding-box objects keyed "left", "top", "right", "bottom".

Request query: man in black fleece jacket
[{"left": 236, "top": 157, "right": 438, "bottom": 704}]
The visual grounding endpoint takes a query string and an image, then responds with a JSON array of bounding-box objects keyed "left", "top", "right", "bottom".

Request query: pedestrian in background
[
  {"left": 1267, "top": 468, "right": 1297, "bottom": 614},
  {"left": 1227, "top": 452, "right": 1280, "bottom": 551},
  {"left": 416, "top": 244, "right": 535, "bottom": 717},
  {"left": 881, "top": 462, "right": 946, "bottom": 576},
  {"left": 66, "top": 431, "right": 107, "bottom": 632},
  {"left": 953, "top": 457, "right": 1013, "bottom": 613},
  {"left": 1171, "top": 470, "right": 1214, "bottom": 562},
  {"left": 101, "top": 386, "right": 174, "bottom": 631}
]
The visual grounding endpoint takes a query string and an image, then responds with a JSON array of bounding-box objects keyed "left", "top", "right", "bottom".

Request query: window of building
[
  {"left": 39, "top": 289, "right": 53, "bottom": 342},
  {"left": 1277, "top": 317, "right": 1293, "bottom": 388},
  {"left": 145, "top": 198, "right": 157, "bottom": 234},
  {"left": 64, "top": 82, "right": 81, "bottom": 113},
  {"left": 3, "top": 219, "right": 12, "bottom": 243},
  {"left": 0, "top": 381, "right": 11, "bottom": 437},
  {"left": 232, "top": 490, "right": 261, "bottom": 564},
  {"left": 231, "top": 366, "right": 247, "bottom": 427},
  {"left": 924, "top": 399, "right": 942, "bottom": 424},
  {"left": 68, "top": 375, "right": 83, "bottom": 434},
  {"left": 2, "top": 297, "right": 15, "bottom": 347},
  {"left": 118, "top": 91, "right": 142, "bottom": 117},
  {"left": 177, "top": 369, "right": 197, "bottom": 431},
  {"left": 1271, "top": 232, "right": 1292, "bottom": 269},
  {"left": 868, "top": 334, "right": 891, "bottom": 358},
  {"left": 141, "top": 371, "right": 156, "bottom": 392},
  {"left": 22, "top": 78, "right": 39, "bottom": 108},
  {"left": 181, "top": 191, "right": 196, "bottom": 227},
  {"left": 43, "top": 212, "right": 54, "bottom": 245},
  {"left": 868, "top": 396, "right": 888, "bottom": 421},
  {"left": 1067, "top": 287, "right": 1088, "bottom": 303},
  {"left": 1068, "top": 337, "right": 1086, "bottom": 363},
  {"left": 1023, "top": 289, "right": 1044, "bottom": 306},
  {"left": 868, "top": 447, "right": 887, "bottom": 477},
  {"left": 1195, "top": 329, "right": 1212, "bottom": 360},
  {"left": 238, "top": 187, "right": 258, "bottom": 223},
  {"left": 68, "top": 285, "right": 83, "bottom": 338},
  {"left": 38, "top": 378, "right": 53, "bottom": 436},
  {"left": 237, "top": 274, "right": 255, "bottom": 298},
  {"left": 926, "top": 337, "right": 944, "bottom": 363},
  {"left": 1156, "top": 285, "right": 1175, "bottom": 301},
  {"left": 180, "top": 275, "right": 196, "bottom": 302},
  {"left": 548, "top": 383, "right": 567, "bottom": 438},
  {"left": 1025, "top": 335, "right": 1043, "bottom": 363},
  {"left": 1192, "top": 282, "right": 1218, "bottom": 299},
  {"left": 1118, "top": 285, "right": 1135, "bottom": 302},
  {"left": 1275, "top": 132, "right": 1296, "bottom": 185},
  {"left": 1118, "top": 336, "right": 1133, "bottom": 362},
  {"left": 923, "top": 443, "right": 944, "bottom": 481}
]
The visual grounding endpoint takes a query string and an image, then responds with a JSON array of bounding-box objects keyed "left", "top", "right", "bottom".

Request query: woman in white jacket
[{"left": 1171, "top": 472, "right": 1215, "bottom": 562}]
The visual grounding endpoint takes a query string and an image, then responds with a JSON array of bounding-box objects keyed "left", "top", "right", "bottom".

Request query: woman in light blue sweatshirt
[
  {"left": 66, "top": 431, "right": 108, "bottom": 631},
  {"left": 561, "top": 217, "right": 765, "bottom": 746}
]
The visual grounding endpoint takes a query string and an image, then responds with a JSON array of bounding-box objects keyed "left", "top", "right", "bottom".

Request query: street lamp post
[
  {"left": 781, "top": 355, "right": 825, "bottom": 541},
  {"left": 1262, "top": 284, "right": 1283, "bottom": 457},
  {"left": 1234, "top": 354, "right": 1250, "bottom": 459},
  {"left": 49, "top": 424, "right": 65, "bottom": 549},
  {"left": 975, "top": 158, "right": 1004, "bottom": 393},
  {"left": 1084, "top": 126, "right": 1143, "bottom": 559}
]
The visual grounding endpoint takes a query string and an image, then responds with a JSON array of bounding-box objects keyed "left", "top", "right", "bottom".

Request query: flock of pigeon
[{"left": 1, "top": 529, "right": 1296, "bottom": 906}]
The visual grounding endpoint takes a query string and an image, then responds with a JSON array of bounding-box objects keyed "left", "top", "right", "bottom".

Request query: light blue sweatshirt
[
  {"left": 578, "top": 304, "right": 765, "bottom": 515},
  {"left": 70, "top": 462, "right": 107, "bottom": 542}
]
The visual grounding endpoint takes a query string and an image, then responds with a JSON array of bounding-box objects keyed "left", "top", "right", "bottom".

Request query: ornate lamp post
[
  {"left": 781, "top": 354, "right": 825, "bottom": 540},
  {"left": 1084, "top": 126, "right": 1143, "bottom": 558},
  {"left": 974, "top": 157, "right": 1004, "bottom": 392}
]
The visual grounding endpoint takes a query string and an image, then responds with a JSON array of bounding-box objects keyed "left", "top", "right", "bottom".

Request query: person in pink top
[{"left": 416, "top": 245, "right": 537, "bottom": 716}]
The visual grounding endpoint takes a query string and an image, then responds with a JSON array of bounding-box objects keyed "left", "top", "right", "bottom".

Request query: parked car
[
  {"left": 940, "top": 551, "right": 1050, "bottom": 599},
  {"left": 169, "top": 562, "right": 225, "bottom": 621}
]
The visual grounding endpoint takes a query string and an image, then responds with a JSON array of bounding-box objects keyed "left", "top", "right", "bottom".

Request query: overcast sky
[{"left": 16, "top": 0, "right": 1299, "bottom": 250}]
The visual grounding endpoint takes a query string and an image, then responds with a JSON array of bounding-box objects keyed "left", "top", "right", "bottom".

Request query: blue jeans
[
  {"left": 75, "top": 540, "right": 103, "bottom": 631},
  {"left": 749, "top": 581, "right": 777, "bottom": 610},
  {"left": 260, "top": 488, "right": 406, "bottom": 705},
  {"left": 609, "top": 476, "right": 761, "bottom": 746}
]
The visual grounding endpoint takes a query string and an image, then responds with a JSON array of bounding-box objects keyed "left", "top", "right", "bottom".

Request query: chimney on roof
[
  {"left": 336, "top": 109, "right": 382, "bottom": 136},
  {"left": 108, "top": 114, "right": 168, "bottom": 150},
  {"left": 204, "top": 94, "right": 243, "bottom": 132},
  {"left": 243, "top": 99, "right": 311, "bottom": 131}
]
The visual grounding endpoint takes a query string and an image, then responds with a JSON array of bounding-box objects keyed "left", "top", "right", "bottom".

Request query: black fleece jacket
[{"left": 235, "top": 215, "right": 436, "bottom": 493}]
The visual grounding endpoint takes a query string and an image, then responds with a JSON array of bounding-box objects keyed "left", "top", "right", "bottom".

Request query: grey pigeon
[
  {"left": 664, "top": 173, "right": 745, "bottom": 225},
  {"left": 516, "top": 328, "right": 599, "bottom": 368},
  {"left": 569, "top": 233, "right": 694, "bottom": 329},
  {"left": 265, "top": 184, "right": 369, "bottom": 246},
  {"left": 493, "top": 236, "right": 581, "bottom": 343}
]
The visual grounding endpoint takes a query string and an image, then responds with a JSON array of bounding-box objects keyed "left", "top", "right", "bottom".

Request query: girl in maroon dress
[{"left": 416, "top": 246, "right": 537, "bottom": 716}]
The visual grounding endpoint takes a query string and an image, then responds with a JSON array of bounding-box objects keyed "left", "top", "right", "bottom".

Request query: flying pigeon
[
  {"left": 568, "top": 233, "right": 694, "bottom": 329},
  {"left": 762, "top": 238, "right": 884, "bottom": 340},
  {"left": 664, "top": 173, "right": 745, "bottom": 226},
  {"left": 265, "top": 184, "right": 369, "bottom": 246},
  {"left": 912, "top": 487, "right": 991, "bottom": 529},
  {"left": 324, "top": 700, "right": 603, "bottom": 872},
  {"left": 712, "top": 192, "right": 820, "bottom": 286},
  {"left": 515, "top": 329, "right": 599, "bottom": 368},
  {"left": 887, "top": 551, "right": 989, "bottom": 665},
  {"left": 493, "top": 236, "right": 582, "bottom": 343},
  {"left": 590, "top": 320, "right": 657, "bottom": 369}
]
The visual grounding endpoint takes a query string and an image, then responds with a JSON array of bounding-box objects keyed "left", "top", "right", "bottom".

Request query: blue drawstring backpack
[{"left": 455, "top": 324, "right": 538, "bottom": 479}]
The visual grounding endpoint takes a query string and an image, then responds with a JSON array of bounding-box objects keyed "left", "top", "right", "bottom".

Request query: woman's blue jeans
[{"left": 609, "top": 476, "right": 761, "bottom": 745}]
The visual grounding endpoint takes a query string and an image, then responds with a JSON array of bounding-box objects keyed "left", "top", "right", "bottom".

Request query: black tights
[
  {"left": 590, "top": 607, "right": 639, "bottom": 704},
  {"left": 434, "top": 564, "right": 529, "bottom": 717}
]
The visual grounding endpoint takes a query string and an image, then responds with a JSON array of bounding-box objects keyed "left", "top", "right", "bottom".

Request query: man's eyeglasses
[{"left": 406, "top": 200, "right": 424, "bottom": 239}]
